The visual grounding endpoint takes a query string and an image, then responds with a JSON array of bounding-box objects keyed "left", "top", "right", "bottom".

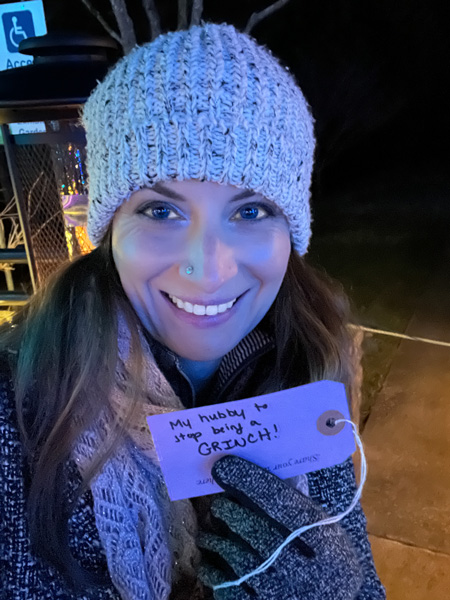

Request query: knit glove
[{"left": 197, "top": 455, "right": 363, "bottom": 600}]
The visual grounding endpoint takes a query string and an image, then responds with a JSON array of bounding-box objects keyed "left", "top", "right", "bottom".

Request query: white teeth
[{"left": 167, "top": 294, "right": 238, "bottom": 316}]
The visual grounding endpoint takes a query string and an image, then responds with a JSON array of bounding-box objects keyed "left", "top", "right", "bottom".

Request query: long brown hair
[{"left": 0, "top": 228, "right": 355, "bottom": 589}]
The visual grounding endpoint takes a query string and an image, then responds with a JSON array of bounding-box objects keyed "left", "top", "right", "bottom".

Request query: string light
[{"left": 55, "top": 141, "right": 93, "bottom": 256}]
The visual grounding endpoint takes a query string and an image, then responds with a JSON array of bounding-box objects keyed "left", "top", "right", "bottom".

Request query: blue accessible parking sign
[
  {"left": 0, "top": 1, "right": 47, "bottom": 71},
  {"left": 2, "top": 10, "right": 35, "bottom": 53}
]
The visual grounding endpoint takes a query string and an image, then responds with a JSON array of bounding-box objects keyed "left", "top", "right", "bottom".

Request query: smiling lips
[{"left": 167, "top": 293, "right": 238, "bottom": 316}]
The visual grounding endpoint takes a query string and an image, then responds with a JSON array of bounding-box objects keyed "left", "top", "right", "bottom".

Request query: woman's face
[{"left": 112, "top": 180, "right": 291, "bottom": 362}]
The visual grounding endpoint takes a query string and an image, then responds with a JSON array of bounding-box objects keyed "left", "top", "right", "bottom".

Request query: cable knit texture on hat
[{"left": 82, "top": 22, "right": 315, "bottom": 255}]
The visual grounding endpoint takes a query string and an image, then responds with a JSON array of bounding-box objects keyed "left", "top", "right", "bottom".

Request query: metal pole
[
  {"left": 1, "top": 123, "right": 38, "bottom": 292},
  {"left": 0, "top": 221, "right": 15, "bottom": 291}
]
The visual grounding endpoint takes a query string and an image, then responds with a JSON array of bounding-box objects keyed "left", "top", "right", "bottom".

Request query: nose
[{"left": 179, "top": 226, "right": 238, "bottom": 288}]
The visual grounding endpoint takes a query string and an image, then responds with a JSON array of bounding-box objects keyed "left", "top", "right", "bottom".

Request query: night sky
[
  {"left": 2, "top": 0, "right": 449, "bottom": 211},
  {"left": 36, "top": 0, "right": 450, "bottom": 198}
]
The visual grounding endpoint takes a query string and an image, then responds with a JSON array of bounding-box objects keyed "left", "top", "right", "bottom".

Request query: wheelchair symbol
[
  {"left": 9, "top": 16, "right": 27, "bottom": 48},
  {"left": 2, "top": 10, "right": 36, "bottom": 54}
]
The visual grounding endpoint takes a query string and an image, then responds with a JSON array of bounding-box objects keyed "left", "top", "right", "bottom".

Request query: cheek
[
  {"left": 243, "top": 225, "right": 291, "bottom": 282},
  {"left": 112, "top": 226, "right": 161, "bottom": 282}
]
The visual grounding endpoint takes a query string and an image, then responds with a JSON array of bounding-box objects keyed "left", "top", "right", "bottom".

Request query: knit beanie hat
[{"left": 83, "top": 22, "right": 315, "bottom": 255}]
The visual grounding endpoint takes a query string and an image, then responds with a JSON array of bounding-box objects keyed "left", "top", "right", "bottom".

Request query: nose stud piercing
[{"left": 185, "top": 265, "right": 194, "bottom": 275}]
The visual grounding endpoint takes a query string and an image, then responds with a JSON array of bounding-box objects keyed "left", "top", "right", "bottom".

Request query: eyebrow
[{"left": 151, "top": 182, "right": 257, "bottom": 203}]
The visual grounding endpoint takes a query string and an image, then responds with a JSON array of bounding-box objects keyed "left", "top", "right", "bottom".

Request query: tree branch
[
  {"left": 177, "top": 0, "right": 189, "bottom": 30},
  {"left": 80, "top": 0, "right": 121, "bottom": 45},
  {"left": 244, "top": 0, "right": 292, "bottom": 34},
  {"left": 109, "top": 0, "right": 137, "bottom": 54},
  {"left": 141, "top": 0, "right": 162, "bottom": 41},
  {"left": 190, "top": 0, "right": 203, "bottom": 26}
]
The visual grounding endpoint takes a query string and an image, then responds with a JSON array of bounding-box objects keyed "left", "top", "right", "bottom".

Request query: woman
[{"left": 0, "top": 22, "right": 385, "bottom": 600}]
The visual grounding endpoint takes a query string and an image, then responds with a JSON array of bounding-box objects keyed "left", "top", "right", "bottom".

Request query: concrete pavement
[{"left": 360, "top": 262, "right": 450, "bottom": 599}]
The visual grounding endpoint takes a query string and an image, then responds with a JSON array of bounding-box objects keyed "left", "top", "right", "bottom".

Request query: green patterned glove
[{"left": 198, "top": 455, "right": 363, "bottom": 600}]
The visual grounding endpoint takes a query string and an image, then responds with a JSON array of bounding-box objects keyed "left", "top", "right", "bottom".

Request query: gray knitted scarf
[{"left": 73, "top": 314, "right": 201, "bottom": 599}]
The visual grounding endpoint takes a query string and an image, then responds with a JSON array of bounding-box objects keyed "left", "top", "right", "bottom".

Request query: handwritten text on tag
[{"left": 147, "top": 380, "right": 355, "bottom": 501}]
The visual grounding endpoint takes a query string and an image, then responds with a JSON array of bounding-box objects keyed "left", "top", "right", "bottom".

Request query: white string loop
[{"left": 213, "top": 419, "right": 366, "bottom": 591}]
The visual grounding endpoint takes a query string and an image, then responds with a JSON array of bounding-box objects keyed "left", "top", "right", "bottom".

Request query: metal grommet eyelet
[{"left": 317, "top": 410, "right": 346, "bottom": 436}]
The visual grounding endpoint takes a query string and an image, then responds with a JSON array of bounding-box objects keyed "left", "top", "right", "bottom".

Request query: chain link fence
[{"left": 4, "top": 118, "right": 93, "bottom": 288}]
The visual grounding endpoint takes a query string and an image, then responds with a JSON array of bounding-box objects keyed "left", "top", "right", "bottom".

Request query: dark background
[
  {"left": 2, "top": 0, "right": 450, "bottom": 421},
  {"left": 36, "top": 0, "right": 450, "bottom": 197}
]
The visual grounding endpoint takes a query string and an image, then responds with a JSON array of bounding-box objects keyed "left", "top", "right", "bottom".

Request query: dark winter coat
[{"left": 0, "top": 329, "right": 386, "bottom": 599}]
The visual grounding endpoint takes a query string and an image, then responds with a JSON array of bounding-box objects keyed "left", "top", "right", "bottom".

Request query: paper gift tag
[{"left": 147, "top": 380, "right": 355, "bottom": 501}]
